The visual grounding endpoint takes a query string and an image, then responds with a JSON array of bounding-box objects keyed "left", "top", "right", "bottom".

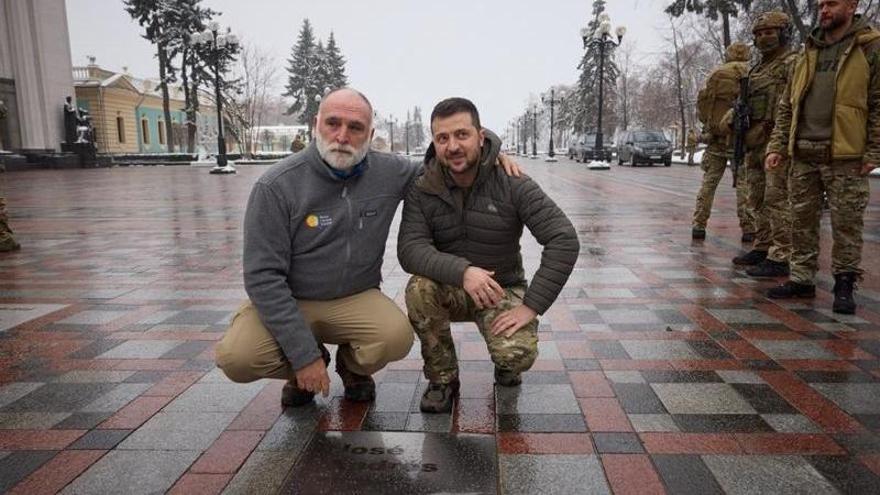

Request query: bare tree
[
  {"left": 232, "top": 43, "right": 278, "bottom": 157},
  {"left": 616, "top": 41, "right": 636, "bottom": 131}
]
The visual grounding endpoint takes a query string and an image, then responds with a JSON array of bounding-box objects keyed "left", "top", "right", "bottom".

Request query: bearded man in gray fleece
[{"left": 215, "top": 88, "right": 521, "bottom": 407}]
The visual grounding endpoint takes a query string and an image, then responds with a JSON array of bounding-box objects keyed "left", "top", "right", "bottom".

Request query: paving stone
[
  {"left": 613, "top": 383, "right": 668, "bottom": 414},
  {"left": 499, "top": 454, "right": 610, "bottom": 495},
  {"left": 57, "top": 310, "right": 125, "bottom": 325},
  {"left": 497, "top": 414, "right": 587, "bottom": 432},
  {"left": 163, "top": 381, "right": 265, "bottom": 412},
  {"left": 651, "top": 383, "right": 757, "bottom": 415},
  {"left": 54, "top": 370, "right": 137, "bottom": 383},
  {"left": 715, "top": 370, "right": 766, "bottom": 384},
  {"left": 80, "top": 383, "right": 152, "bottom": 412},
  {"left": 68, "top": 429, "right": 132, "bottom": 449},
  {"left": 761, "top": 414, "right": 823, "bottom": 433},
  {"left": 672, "top": 414, "right": 774, "bottom": 433},
  {"left": 223, "top": 450, "right": 299, "bottom": 495},
  {"left": 495, "top": 384, "right": 580, "bottom": 415},
  {"left": 0, "top": 382, "right": 44, "bottom": 408},
  {"left": 708, "top": 309, "right": 779, "bottom": 325},
  {"left": 362, "top": 412, "right": 409, "bottom": 431},
  {"left": 0, "top": 450, "right": 58, "bottom": 493},
  {"left": 702, "top": 454, "right": 838, "bottom": 495},
  {"left": 0, "top": 412, "right": 70, "bottom": 429},
  {"left": 592, "top": 432, "right": 645, "bottom": 453},
  {"left": 2, "top": 383, "right": 117, "bottom": 412},
  {"left": 279, "top": 431, "right": 496, "bottom": 494},
  {"left": 652, "top": 454, "right": 724, "bottom": 494},
  {"left": 751, "top": 340, "right": 839, "bottom": 360},
  {"left": 405, "top": 413, "right": 452, "bottom": 433},
  {"left": 256, "top": 407, "right": 321, "bottom": 451},
  {"left": 371, "top": 382, "right": 417, "bottom": 413},
  {"left": 96, "top": 340, "right": 184, "bottom": 359},
  {"left": 116, "top": 411, "right": 236, "bottom": 451},
  {"left": 61, "top": 450, "right": 200, "bottom": 495},
  {"left": 53, "top": 412, "right": 114, "bottom": 429},
  {"left": 619, "top": 340, "right": 702, "bottom": 360},
  {"left": 811, "top": 383, "right": 880, "bottom": 415},
  {"left": 0, "top": 304, "right": 67, "bottom": 332},
  {"left": 628, "top": 414, "right": 681, "bottom": 432},
  {"left": 604, "top": 371, "right": 646, "bottom": 383},
  {"left": 807, "top": 455, "right": 880, "bottom": 494}
]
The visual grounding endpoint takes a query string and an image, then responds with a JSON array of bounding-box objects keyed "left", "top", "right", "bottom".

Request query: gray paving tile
[
  {"left": 807, "top": 455, "right": 880, "bottom": 494},
  {"left": 499, "top": 454, "right": 610, "bottom": 495},
  {"left": 613, "top": 383, "right": 668, "bottom": 414},
  {"left": 53, "top": 412, "right": 114, "bottom": 430},
  {"left": 599, "top": 309, "right": 662, "bottom": 324},
  {"left": 2, "top": 383, "right": 117, "bottom": 412},
  {"left": 651, "top": 383, "right": 757, "bottom": 415},
  {"left": 619, "top": 340, "right": 702, "bottom": 360},
  {"left": 362, "top": 412, "right": 409, "bottom": 431},
  {"left": 406, "top": 412, "right": 452, "bottom": 433},
  {"left": 0, "top": 412, "right": 70, "bottom": 429},
  {"left": 53, "top": 370, "right": 137, "bottom": 383},
  {"left": 0, "top": 450, "right": 57, "bottom": 493},
  {"left": 0, "top": 303, "right": 67, "bottom": 332},
  {"left": 223, "top": 450, "right": 300, "bottom": 495},
  {"left": 163, "top": 381, "right": 265, "bottom": 412},
  {"left": 256, "top": 407, "right": 321, "bottom": 451},
  {"left": 752, "top": 340, "right": 840, "bottom": 360},
  {"left": 372, "top": 382, "right": 417, "bottom": 413},
  {"left": 702, "top": 455, "right": 838, "bottom": 495},
  {"left": 708, "top": 309, "right": 779, "bottom": 324},
  {"left": 116, "top": 411, "right": 236, "bottom": 451},
  {"left": 811, "top": 383, "right": 880, "bottom": 415},
  {"left": 495, "top": 384, "right": 580, "bottom": 415},
  {"left": 80, "top": 383, "right": 152, "bottom": 412},
  {"left": 715, "top": 370, "right": 766, "bottom": 384},
  {"left": 61, "top": 450, "right": 199, "bottom": 495},
  {"left": 761, "top": 414, "right": 823, "bottom": 433},
  {"left": 96, "top": 340, "right": 184, "bottom": 359},
  {"left": 653, "top": 454, "right": 724, "bottom": 495},
  {"left": 592, "top": 432, "right": 644, "bottom": 453},
  {"left": 604, "top": 371, "right": 646, "bottom": 383},
  {"left": 57, "top": 310, "right": 125, "bottom": 325},
  {"left": 68, "top": 429, "right": 132, "bottom": 450},
  {"left": 628, "top": 414, "right": 681, "bottom": 432},
  {"left": 0, "top": 382, "right": 44, "bottom": 408},
  {"left": 497, "top": 414, "right": 587, "bottom": 432},
  {"left": 537, "top": 341, "right": 561, "bottom": 359}
]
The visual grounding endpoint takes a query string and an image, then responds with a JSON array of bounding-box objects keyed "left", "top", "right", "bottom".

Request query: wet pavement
[{"left": 0, "top": 158, "right": 879, "bottom": 494}]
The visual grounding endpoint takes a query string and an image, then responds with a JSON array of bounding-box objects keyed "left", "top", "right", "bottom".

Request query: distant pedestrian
[
  {"left": 290, "top": 134, "right": 305, "bottom": 153},
  {"left": 685, "top": 128, "right": 698, "bottom": 166}
]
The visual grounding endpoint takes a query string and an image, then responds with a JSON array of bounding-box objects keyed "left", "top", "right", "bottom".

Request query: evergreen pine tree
[
  {"left": 574, "top": 0, "right": 619, "bottom": 138},
  {"left": 665, "top": 0, "right": 753, "bottom": 47},
  {"left": 283, "top": 19, "right": 321, "bottom": 136},
  {"left": 325, "top": 32, "right": 348, "bottom": 89},
  {"left": 411, "top": 106, "right": 425, "bottom": 149}
]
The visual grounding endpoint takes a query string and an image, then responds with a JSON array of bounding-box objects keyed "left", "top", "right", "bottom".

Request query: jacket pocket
[{"left": 832, "top": 104, "right": 867, "bottom": 158}]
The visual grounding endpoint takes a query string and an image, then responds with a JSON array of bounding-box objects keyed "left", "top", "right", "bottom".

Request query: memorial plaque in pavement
[{"left": 280, "top": 431, "right": 496, "bottom": 494}]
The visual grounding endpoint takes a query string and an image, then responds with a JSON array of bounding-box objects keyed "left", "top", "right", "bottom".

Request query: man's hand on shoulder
[
  {"left": 496, "top": 153, "right": 523, "bottom": 178},
  {"left": 463, "top": 266, "right": 505, "bottom": 309},
  {"left": 294, "top": 356, "right": 330, "bottom": 397},
  {"left": 765, "top": 152, "right": 783, "bottom": 171},
  {"left": 490, "top": 304, "right": 538, "bottom": 338}
]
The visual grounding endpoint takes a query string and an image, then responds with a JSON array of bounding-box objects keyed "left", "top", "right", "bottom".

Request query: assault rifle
[{"left": 731, "top": 75, "right": 750, "bottom": 188}]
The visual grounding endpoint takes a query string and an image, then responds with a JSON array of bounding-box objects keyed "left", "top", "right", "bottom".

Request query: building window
[
  {"left": 158, "top": 121, "right": 166, "bottom": 145},
  {"left": 116, "top": 117, "right": 126, "bottom": 143},
  {"left": 141, "top": 119, "right": 150, "bottom": 144}
]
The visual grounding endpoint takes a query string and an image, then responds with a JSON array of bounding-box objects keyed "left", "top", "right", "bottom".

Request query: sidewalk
[{"left": 0, "top": 160, "right": 878, "bottom": 494}]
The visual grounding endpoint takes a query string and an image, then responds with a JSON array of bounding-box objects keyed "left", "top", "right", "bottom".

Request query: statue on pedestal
[{"left": 63, "top": 96, "right": 77, "bottom": 145}]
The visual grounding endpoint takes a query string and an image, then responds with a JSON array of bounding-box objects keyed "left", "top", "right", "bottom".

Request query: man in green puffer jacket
[
  {"left": 765, "top": 0, "right": 880, "bottom": 314},
  {"left": 398, "top": 97, "right": 580, "bottom": 413}
]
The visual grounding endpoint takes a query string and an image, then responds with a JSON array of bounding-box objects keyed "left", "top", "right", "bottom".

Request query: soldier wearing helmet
[{"left": 731, "top": 11, "right": 799, "bottom": 278}]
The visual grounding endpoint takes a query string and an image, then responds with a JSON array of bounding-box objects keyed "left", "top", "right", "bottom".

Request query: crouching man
[{"left": 398, "top": 97, "right": 580, "bottom": 413}]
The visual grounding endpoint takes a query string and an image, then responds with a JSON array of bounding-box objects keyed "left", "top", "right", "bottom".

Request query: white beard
[{"left": 315, "top": 132, "right": 370, "bottom": 171}]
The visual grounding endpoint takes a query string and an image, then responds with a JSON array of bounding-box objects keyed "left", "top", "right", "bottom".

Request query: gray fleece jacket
[{"left": 243, "top": 143, "right": 420, "bottom": 370}]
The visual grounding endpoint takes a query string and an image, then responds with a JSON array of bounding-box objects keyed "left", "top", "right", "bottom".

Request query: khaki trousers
[{"left": 215, "top": 289, "right": 414, "bottom": 383}]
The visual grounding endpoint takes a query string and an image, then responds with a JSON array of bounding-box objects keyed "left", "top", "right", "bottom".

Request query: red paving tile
[
  {"left": 227, "top": 380, "right": 284, "bottom": 430},
  {"left": 557, "top": 341, "right": 595, "bottom": 359},
  {"left": 143, "top": 371, "right": 205, "bottom": 397},
  {"left": 778, "top": 360, "right": 861, "bottom": 371},
  {"left": 579, "top": 398, "right": 632, "bottom": 432},
  {"left": 0, "top": 430, "right": 86, "bottom": 450},
  {"left": 859, "top": 454, "right": 880, "bottom": 477},
  {"left": 529, "top": 359, "right": 566, "bottom": 371},
  {"left": 640, "top": 433, "right": 743, "bottom": 454},
  {"left": 7, "top": 450, "right": 107, "bottom": 495},
  {"left": 679, "top": 305, "right": 729, "bottom": 333},
  {"left": 111, "top": 358, "right": 187, "bottom": 371},
  {"left": 716, "top": 340, "right": 771, "bottom": 360},
  {"left": 497, "top": 433, "right": 594, "bottom": 454},
  {"left": 820, "top": 341, "right": 876, "bottom": 360},
  {"left": 317, "top": 398, "right": 369, "bottom": 431},
  {"left": 191, "top": 431, "right": 264, "bottom": 474},
  {"left": 98, "top": 395, "right": 174, "bottom": 429},
  {"left": 760, "top": 371, "right": 865, "bottom": 433},
  {"left": 670, "top": 359, "right": 745, "bottom": 370},
  {"left": 599, "top": 360, "right": 674, "bottom": 371},
  {"left": 568, "top": 371, "right": 615, "bottom": 398},
  {"left": 735, "top": 433, "right": 846, "bottom": 455},
  {"left": 168, "top": 473, "right": 232, "bottom": 495},
  {"left": 601, "top": 454, "right": 666, "bottom": 495},
  {"left": 453, "top": 398, "right": 495, "bottom": 434}
]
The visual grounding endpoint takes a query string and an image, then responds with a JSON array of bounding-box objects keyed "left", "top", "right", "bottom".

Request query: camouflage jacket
[
  {"left": 397, "top": 132, "right": 579, "bottom": 315},
  {"left": 744, "top": 48, "right": 798, "bottom": 150},
  {"left": 767, "top": 18, "right": 880, "bottom": 163}
]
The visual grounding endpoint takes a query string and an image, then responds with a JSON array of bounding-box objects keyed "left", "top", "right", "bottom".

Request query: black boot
[
  {"left": 733, "top": 250, "right": 767, "bottom": 266},
  {"left": 767, "top": 281, "right": 816, "bottom": 299},
  {"left": 746, "top": 259, "right": 790, "bottom": 278},
  {"left": 832, "top": 272, "right": 858, "bottom": 315},
  {"left": 692, "top": 228, "right": 706, "bottom": 240}
]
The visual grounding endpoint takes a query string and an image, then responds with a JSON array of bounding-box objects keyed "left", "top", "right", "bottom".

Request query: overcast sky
[{"left": 66, "top": 0, "right": 675, "bottom": 133}]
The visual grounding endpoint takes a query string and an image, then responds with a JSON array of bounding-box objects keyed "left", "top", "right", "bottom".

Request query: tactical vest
[
  {"left": 745, "top": 49, "right": 798, "bottom": 149},
  {"left": 698, "top": 61, "right": 749, "bottom": 139}
]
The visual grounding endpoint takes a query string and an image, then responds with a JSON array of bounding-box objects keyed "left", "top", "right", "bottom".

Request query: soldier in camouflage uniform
[
  {"left": 692, "top": 42, "right": 755, "bottom": 241},
  {"left": 686, "top": 128, "right": 698, "bottom": 166},
  {"left": 731, "top": 12, "right": 799, "bottom": 276},
  {"left": 399, "top": 98, "right": 579, "bottom": 413},
  {"left": 0, "top": 196, "right": 20, "bottom": 252},
  {"left": 765, "top": 0, "right": 880, "bottom": 314}
]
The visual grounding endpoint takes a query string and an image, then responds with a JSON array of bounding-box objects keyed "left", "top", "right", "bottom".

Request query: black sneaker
[
  {"left": 494, "top": 367, "right": 522, "bottom": 387},
  {"left": 746, "top": 259, "right": 790, "bottom": 278},
  {"left": 281, "top": 344, "right": 331, "bottom": 407},
  {"left": 733, "top": 250, "right": 768, "bottom": 266},
  {"left": 767, "top": 281, "right": 816, "bottom": 299},
  {"left": 741, "top": 232, "right": 755, "bottom": 243},
  {"left": 336, "top": 355, "right": 376, "bottom": 402},
  {"left": 692, "top": 228, "right": 706, "bottom": 240},
  {"left": 420, "top": 380, "right": 460, "bottom": 413},
  {"left": 832, "top": 272, "right": 857, "bottom": 315}
]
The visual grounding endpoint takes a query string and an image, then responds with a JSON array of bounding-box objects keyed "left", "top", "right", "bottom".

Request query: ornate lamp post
[
  {"left": 519, "top": 115, "right": 527, "bottom": 156},
  {"left": 530, "top": 105, "right": 539, "bottom": 159},
  {"left": 405, "top": 112, "right": 410, "bottom": 155},
  {"left": 581, "top": 14, "right": 625, "bottom": 166},
  {"left": 542, "top": 88, "right": 564, "bottom": 162},
  {"left": 388, "top": 115, "right": 396, "bottom": 153},
  {"left": 194, "top": 22, "right": 239, "bottom": 175}
]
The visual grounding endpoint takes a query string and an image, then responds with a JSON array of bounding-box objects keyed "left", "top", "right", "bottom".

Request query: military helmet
[
  {"left": 752, "top": 11, "right": 791, "bottom": 33},
  {"left": 724, "top": 42, "right": 750, "bottom": 62}
]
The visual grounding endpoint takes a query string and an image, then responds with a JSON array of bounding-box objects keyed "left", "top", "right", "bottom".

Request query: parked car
[
  {"left": 568, "top": 134, "right": 613, "bottom": 162},
  {"left": 616, "top": 130, "right": 673, "bottom": 167}
]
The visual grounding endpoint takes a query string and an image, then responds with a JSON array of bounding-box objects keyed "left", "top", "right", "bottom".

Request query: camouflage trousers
[
  {"left": 789, "top": 159, "right": 869, "bottom": 284},
  {"left": 744, "top": 149, "right": 793, "bottom": 261},
  {"left": 405, "top": 275, "right": 538, "bottom": 385},
  {"left": 692, "top": 148, "right": 753, "bottom": 232},
  {"left": 0, "top": 196, "right": 17, "bottom": 251}
]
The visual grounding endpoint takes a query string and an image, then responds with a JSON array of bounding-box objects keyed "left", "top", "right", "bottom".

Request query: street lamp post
[
  {"left": 520, "top": 116, "right": 527, "bottom": 156},
  {"left": 542, "top": 88, "right": 564, "bottom": 162},
  {"left": 194, "top": 22, "right": 239, "bottom": 175},
  {"left": 581, "top": 14, "right": 625, "bottom": 167},
  {"left": 389, "top": 116, "right": 395, "bottom": 153},
  {"left": 530, "top": 105, "right": 539, "bottom": 159},
  {"left": 405, "top": 113, "right": 410, "bottom": 155}
]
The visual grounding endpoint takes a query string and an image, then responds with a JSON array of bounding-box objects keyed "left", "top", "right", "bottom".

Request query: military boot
[
  {"left": 832, "top": 272, "right": 858, "bottom": 315},
  {"left": 746, "top": 259, "right": 790, "bottom": 278},
  {"left": 336, "top": 355, "right": 376, "bottom": 402},
  {"left": 0, "top": 236, "right": 20, "bottom": 253},
  {"left": 494, "top": 367, "right": 522, "bottom": 387},
  {"left": 733, "top": 249, "right": 767, "bottom": 266},
  {"left": 420, "top": 379, "right": 460, "bottom": 413},
  {"left": 767, "top": 281, "right": 816, "bottom": 299},
  {"left": 282, "top": 344, "right": 331, "bottom": 407},
  {"left": 691, "top": 228, "right": 706, "bottom": 240}
]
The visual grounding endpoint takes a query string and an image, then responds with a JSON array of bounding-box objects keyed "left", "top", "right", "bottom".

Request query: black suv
[
  {"left": 616, "top": 130, "right": 672, "bottom": 167},
  {"left": 568, "top": 134, "right": 612, "bottom": 162}
]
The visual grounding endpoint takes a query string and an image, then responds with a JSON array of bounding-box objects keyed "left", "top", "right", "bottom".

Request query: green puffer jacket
[{"left": 397, "top": 132, "right": 579, "bottom": 315}]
